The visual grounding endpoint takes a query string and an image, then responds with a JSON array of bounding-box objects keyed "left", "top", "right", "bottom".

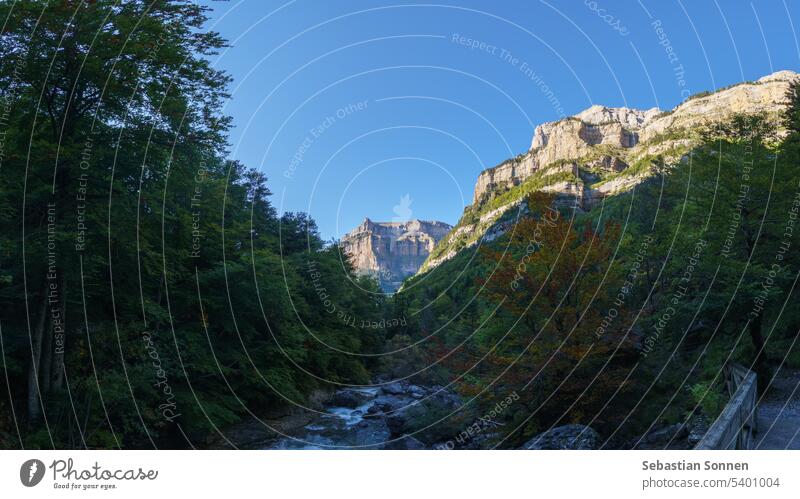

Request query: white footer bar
[{"left": 1, "top": 450, "right": 798, "bottom": 498}]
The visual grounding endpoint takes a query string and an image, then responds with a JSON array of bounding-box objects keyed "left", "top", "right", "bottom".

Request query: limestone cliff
[
  {"left": 421, "top": 70, "right": 799, "bottom": 273},
  {"left": 341, "top": 219, "right": 452, "bottom": 292}
]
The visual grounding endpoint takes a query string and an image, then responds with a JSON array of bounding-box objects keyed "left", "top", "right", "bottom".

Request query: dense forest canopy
[{"left": 0, "top": 0, "right": 386, "bottom": 449}]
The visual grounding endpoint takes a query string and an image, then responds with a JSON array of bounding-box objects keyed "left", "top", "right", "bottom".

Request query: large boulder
[
  {"left": 386, "top": 407, "right": 417, "bottom": 435},
  {"left": 351, "top": 419, "right": 391, "bottom": 447},
  {"left": 408, "top": 385, "right": 427, "bottom": 399},
  {"left": 381, "top": 381, "right": 408, "bottom": 396},
  {"left": 521, "top": 424, "right": 600, "bottom": 450},
  {"left": 382, "top": 387, "right": 463, "bottom": 440},
  {"left": 372, "top": 395, "right": 416, "bottom": 414},
  {"left": 329, "top": 389, "right": 370, "bottom": 409}
]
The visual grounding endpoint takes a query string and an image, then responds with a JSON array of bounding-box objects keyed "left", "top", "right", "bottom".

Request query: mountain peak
[
  {"left": 423, "top": 69, "right": 799, "bottom": 273},
  {"left": 342, "top": 219, "right": 452, "bottom": 292},
  {"left": 758, "top": 69, "right": 799, "bottom": 83},
  {"left": 573, "top": 105, "right": 660, "bottom": 129}
]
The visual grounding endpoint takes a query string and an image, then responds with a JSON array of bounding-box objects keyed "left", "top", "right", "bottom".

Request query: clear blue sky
[{"left": 200, "top": 0, "right": 800, "bottom": 240}]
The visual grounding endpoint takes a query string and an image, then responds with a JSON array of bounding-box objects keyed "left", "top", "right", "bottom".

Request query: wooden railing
[{"left": 695, "top": 363, "right": 758, "bottom": 450}]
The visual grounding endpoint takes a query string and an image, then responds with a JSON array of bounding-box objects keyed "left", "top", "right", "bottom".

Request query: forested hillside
[
  {"left": 396, "top": 101, "right": 800, "bottom": 447},
  {"left": 0, "top": 0, "right": 386, "bottom": 449}
]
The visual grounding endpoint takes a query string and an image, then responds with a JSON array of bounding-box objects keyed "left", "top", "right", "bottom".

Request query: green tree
[{"left": 0, "top": 0, "right": 387, "bottom": 449}]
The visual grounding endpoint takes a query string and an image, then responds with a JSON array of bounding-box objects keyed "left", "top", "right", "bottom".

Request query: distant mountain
[
  {"left": 341, "top": 219, "right": 452, "bottom": 292},
  {"left": 419, "top": 69, "right": 799, "bottom": 273}
]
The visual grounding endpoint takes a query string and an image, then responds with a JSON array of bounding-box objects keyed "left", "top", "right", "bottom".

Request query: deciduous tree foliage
[
  {"left": 0, "top": 0, "right": 385, "bottom": 449},
  {"left": 478, "top": 192, "right": 637, "bottom": 428}
]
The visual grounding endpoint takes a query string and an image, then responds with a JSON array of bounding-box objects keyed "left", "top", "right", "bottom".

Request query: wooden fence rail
[{"left": 695, "top": 363, "right": 758, "bottom": 450}]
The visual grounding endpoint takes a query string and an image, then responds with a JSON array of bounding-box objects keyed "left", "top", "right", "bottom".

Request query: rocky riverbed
[
  {"left": 209, "top": 382, "right": 634, "bottom": 450},
  {"left": 264, "top": 381, "right": 463, "bottom": 449}
]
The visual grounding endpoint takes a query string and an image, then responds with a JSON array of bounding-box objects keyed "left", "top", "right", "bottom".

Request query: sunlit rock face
[
  {"left": 473, "top": 70, "right": 799, "bottom": 204},
  {"left": 421, "top": 70, "right": 800, "bottom": 274},
  {"left": 341, "top": 219, "right": 452, "bottom": 292}
]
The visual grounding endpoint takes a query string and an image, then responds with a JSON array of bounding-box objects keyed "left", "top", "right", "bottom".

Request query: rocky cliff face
[
  {"left": 421, "top": 70, "right": 799, "bottom": 273},
  {"left": 473, "top": 70, "right": 796, "bottom": 204},
  {"left": 341, "top": 219, "right": 452, "bottom": 292}
]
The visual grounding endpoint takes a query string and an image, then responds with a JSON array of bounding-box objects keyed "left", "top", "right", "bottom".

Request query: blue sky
[{"left": 200, "top": 0, "right": 800, "bottom": 240}]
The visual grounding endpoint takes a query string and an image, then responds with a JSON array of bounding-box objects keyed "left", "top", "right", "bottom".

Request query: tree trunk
[
  {"left": 51, "top": 273, "right": 66, "bottom": 390},
  {"left": 40, "top": 318, "right": 53, "bottom": 395},
  {"left": 749, "top": 314, "right": 766, "bottom": 358},
  {"left": 27, "top": 279, "right": 50, "bottom": 423},
  {"left": 748, "top": 314, "right": 771, "bottom": 392}
]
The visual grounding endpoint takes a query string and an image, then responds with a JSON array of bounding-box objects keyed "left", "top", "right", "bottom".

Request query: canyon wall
[
  {"left": 473, "top": 70, "right": 797, "bottom": 203},
  {"left": 341, "top": 219, "right": 452, "bottom": 292},
  {"left": 421, "top": 70, "right": 799, "bottom": 274}
]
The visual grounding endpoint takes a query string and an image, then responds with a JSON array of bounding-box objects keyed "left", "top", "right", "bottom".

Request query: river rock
[
  {"left": 352, "top": 419, "right": 391, "bottom": 447},
  {"left": 268, "top": 383, "right": 463, "bottom": 448},
  {"left": 381, "top": 381, "right": 408, "bottom": 396},
  {"left": 427, "top": 388, "right": 462, "bottom": 409},
  {"left": 687, "top": 416, "right": 710, "bottom": 446},
  {"left": 385, "top": 390, "right": 464, "bottom": 438},
  {"left": 329, "top": 389, "right": 370, "bottom": 409},
  {"left": 385, "top": 402, "right": 434, "bottom": 437},
  {"left": 408, "top": 385, "right": 426, "bottom": 397},
  {"left": 386, "top": 409, "right": 413, "bottom": 435},
  {"left": 373, "top": 394, "right": 415, "bottom": 413},
  {"left": 521, "top": 424, "right": 600, "bottom": 450}
]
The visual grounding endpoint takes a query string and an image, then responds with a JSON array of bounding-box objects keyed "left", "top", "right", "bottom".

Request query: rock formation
[
  {"left": 420, "top": 70, "right": 799, "bottom": 273},
  {"left": 341, "top": 218, "right": 452, "bottom": 292},
  {"left": 473, "top": 70, "right": 797, "bottom": 204}
]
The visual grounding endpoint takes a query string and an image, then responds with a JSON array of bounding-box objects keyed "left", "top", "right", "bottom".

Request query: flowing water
[
  {"left": 267, "top": 383, "right": 449, "bottom": 449},
  {"left": 268, "top": 387, "right": 396, "bottom": 449}
]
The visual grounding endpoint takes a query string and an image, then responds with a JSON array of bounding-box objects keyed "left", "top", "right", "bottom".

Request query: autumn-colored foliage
[{"left": 479, "top": 192, "right": 637, "bottom": 425}]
